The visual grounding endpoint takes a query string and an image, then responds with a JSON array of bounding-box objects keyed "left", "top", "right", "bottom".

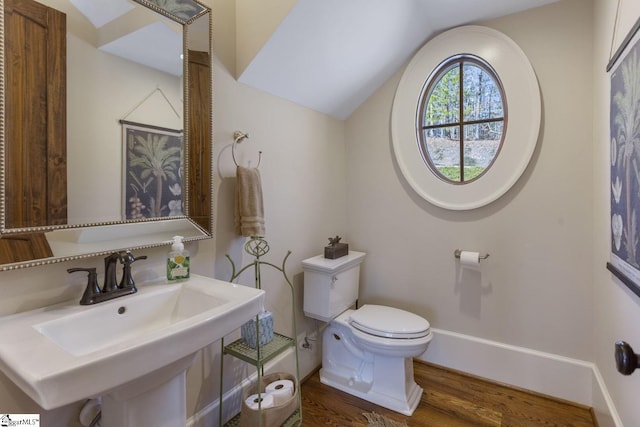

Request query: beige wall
[
  {"left": 346, "top": 0, "right": 594, "bottom": 359},
  {"left": 4, "top": 0, "right": 640, "bottom": 426},
  {"left": 67, "top": 34, "right": 182, "bottom": 224},
  {"left": 345, "top": 0, "right": 640, "bottom": 425},
  {"left": 593, "top": 0, "right": 640, "bottom": 425}
]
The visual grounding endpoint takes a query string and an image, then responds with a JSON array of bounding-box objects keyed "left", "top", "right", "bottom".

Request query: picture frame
[
  {"left": 133, "top": 0, "right": 208, "bottom": 25},
  {"left": 606, "top": 16, "right": 640, "bottom": 299},
  {"left": 121, "top": 120, "right": 184, "bottom": 221}
]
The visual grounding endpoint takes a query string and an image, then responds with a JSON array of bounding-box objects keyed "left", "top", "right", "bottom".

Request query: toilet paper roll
[
  {"left": 460, "top": 251, "right": 480, "bottom": 267},
  {"left": 265, "top": 379, "right": 294, "bottom": 404},
  {"left": 245, "top": 393, "right": 275, "bottom": 411}
]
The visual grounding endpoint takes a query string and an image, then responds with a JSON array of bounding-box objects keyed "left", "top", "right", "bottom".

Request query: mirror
[{"left": 0, "top": 0, "right": 212, "bottom": 269}]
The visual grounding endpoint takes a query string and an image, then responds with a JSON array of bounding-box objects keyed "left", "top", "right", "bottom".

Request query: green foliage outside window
[{"left": 420, "top": 55, "right": 505, "bottom": 183}]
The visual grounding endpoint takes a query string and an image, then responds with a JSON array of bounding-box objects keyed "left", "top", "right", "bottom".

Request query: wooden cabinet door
[
  {"left": 187, "top": 50, "right": 211, "bottom": 231},
  {"left": 5, "top": 0, "right": 67, "bottom": 228},
  {"left": 0, "top": 232, "right": 52, "bottom": 263}
]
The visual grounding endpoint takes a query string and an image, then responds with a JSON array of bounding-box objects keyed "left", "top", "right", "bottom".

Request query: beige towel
[{"left": 235, "top": 166, "right": 266, "bottom": 237}]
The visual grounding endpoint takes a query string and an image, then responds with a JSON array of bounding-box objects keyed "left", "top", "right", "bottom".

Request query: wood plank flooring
[{"left": 300, "top": 361, "right": 596, "bottom": 426}]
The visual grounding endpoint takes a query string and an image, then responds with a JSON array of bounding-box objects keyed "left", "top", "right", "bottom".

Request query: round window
[
  {"left": 392, "top": 26, "right": 540, "bottom": 210},
  {"left": 418, "top": 55, "right": 506, "bottom": 184}
]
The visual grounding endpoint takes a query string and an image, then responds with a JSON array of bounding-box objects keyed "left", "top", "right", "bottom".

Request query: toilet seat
[{"left": 349, "top": 305, "right": 430, "bottom": 339}]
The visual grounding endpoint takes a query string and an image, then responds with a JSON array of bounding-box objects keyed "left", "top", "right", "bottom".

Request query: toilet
[{"left": 302, "top": 251, "right": 432, "bottom": 416}]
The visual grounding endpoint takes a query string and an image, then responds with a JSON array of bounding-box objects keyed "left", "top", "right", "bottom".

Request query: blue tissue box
[{"left": 241, "top": 311, "right": 274, "bottom": 348}]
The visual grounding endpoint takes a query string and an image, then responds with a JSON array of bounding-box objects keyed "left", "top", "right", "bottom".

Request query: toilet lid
[{"left": 349, "top": 305, "right": 430, "bottom": 339}]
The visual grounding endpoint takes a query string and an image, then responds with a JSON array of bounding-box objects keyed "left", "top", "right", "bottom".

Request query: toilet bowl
[
  {"left": 302, "top": 252, "right": 432, "bottom": 416},
  {"left": 320, "top": 305, "right": 432, "bottom": 415}
]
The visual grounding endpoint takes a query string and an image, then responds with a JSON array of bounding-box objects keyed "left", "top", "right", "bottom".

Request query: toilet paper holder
[{"left": 454, "top": 249, "right": 490, "bottom": 261}]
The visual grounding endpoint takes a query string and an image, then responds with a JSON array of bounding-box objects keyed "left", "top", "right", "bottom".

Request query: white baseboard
[
  {"left": 420, "top": 328, "right": 622, "bottom": 426},
  {"left": 590, "top": 363, "right": 624, "bottom": 427},
  {"left": 186, "top": 376, "right": 246, "bottom": 427}
]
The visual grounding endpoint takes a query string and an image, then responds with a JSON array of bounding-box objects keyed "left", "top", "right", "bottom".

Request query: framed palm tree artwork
[
  {"left": 607, "top": 16, "right": 640, "bottom": 299},
  {"left": 121, "top": 121, "right": 184, "bottom": 221}
]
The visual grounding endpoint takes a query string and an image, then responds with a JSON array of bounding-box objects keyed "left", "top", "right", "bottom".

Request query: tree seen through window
[{"left": 418, "top": 55, "right": 506, "bottom": 183}]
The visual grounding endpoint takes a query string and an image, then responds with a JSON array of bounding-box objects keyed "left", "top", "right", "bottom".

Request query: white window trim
[{"left": 391, "top": 25, "right": 541, "bottom": 210}]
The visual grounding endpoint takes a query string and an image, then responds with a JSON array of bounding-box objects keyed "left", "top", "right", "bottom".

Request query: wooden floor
[{"left": 300, "top": 361, "right": 596, "bottom": 426}]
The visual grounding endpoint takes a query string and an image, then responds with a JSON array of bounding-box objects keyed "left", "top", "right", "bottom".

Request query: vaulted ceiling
[
  {"left": 237, "top": 0, "right": 560, "bottom": 120},
  {"left": 67, "top": 0, "right": 560, "bottom": 119},
  {"left": 69, "top": 0, "right": 183, "bottom": 76}
]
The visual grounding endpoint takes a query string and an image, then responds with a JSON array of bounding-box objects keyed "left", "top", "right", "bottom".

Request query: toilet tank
[{"left": 302, "top": 251, "right": 366, "bottom": 322}]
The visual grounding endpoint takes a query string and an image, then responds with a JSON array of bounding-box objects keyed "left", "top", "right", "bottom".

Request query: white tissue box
[{"left": 241, "top": 311, "right": 274, "bottom": 349}]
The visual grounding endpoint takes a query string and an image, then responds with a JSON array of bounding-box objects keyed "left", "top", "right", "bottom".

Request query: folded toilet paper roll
[
  {"left": 459, "top": 251, "right": 480, "bottom": 267},
  {"left": 265, "top": 379, "right": 294, "bottom": 404},
  {"left": 245, "top": 393, "right": 275, "bottom": 410}
]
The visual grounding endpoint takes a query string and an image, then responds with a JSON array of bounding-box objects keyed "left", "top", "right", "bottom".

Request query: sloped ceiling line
[{"left": 237, "top": 0, "right": 560, "bottom": 120}]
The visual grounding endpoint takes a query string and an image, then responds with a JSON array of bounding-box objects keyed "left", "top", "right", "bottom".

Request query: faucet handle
[
  {"left": 118, "top": 250, "right": 148, "bottom": 263},
  {"left": 118, "top": 251, "right": 147, "bottom": 290},
  {"left": 68, "top": 267, "right": 101, "bottom": 305}
]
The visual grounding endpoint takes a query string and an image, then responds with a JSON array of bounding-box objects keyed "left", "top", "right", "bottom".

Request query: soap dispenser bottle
[{"left": 167, "top": 235, "right": 190, "bottom": 281}]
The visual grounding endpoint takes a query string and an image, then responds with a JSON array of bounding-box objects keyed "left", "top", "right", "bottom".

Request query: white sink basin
[
  {"left": 0, "top": 274, "right": 264, "bottom": 410},
  {"left": 34, "top": 282, "right": 227, "bottom": 356}
]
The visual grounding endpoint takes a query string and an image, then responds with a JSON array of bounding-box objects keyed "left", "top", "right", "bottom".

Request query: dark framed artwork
[
  {"left": 607, "top": 17, "right": 640, "bottom": 299},
  {"left": 121, "top": 120, "right": 184, "bottom": 221}
]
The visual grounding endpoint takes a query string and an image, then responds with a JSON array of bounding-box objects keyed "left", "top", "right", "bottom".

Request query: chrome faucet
[{"left": 68, "top": 251, "right": 147, "bottom": 305}]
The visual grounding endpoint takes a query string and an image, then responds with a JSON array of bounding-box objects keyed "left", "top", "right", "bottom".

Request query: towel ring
[{"left": 232, "top": 130, "right": 262, "bottom": 168}]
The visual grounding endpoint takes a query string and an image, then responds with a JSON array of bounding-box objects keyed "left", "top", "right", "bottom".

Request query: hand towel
[{"left": 235, "top": 166, "right": 266, "bottom": 237}]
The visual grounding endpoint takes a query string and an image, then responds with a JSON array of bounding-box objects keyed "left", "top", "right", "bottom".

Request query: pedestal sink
[{"left": 0, "top": 274, "right": 265, "bottom": 427}]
